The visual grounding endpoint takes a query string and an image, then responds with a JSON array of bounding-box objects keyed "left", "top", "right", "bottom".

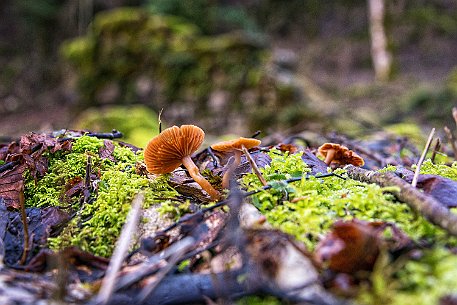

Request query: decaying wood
[{"left": 345, "top": 164, "right": 457, "bottom": 236}]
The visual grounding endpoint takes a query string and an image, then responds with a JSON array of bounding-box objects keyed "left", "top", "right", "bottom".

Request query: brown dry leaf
[
  {"left": 24, "top": 247, "right": 109, "bottom": 282},
  {"left": 396, "top": 168, "right": 457, "bottom": 208},
  {"left": 64, "top": 176, "right": 85, "bottom": 199},
  {"left": 0, "top": 133, "right": 73, "bottom": 209},
  {"left": 415, "top": 175, "right": 457, "bottom": 208},
  {"left": 315, "top": 220, "right": 383, "bottom": 274},
  {"left": 0, "top": 164, "right": 25, "bottom": 209},
  {"left": 99, "top": 140, "right": 115, "bottom": 161},
  {"left": 301, "top": 149, "right": 328, "bottom": 175},
  {"left": 0, "top": 203, "right": 70, "bottom": 265},
  {"left": 0, "top": 141, "right": 20, "bottom": 161}
]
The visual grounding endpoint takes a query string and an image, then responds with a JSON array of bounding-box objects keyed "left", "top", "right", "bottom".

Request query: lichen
[{"left": 25, "top": 135, "right": 180, "bottom": 257}]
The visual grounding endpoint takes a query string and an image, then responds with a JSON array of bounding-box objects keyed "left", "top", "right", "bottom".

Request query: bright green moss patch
[
  {"left": 242, "top": 149, "right": 448, "bottom": 250},
  {"left": 242, "top": 149, "right": 457, "bottom": 304},
  {"left": 418, "top": 159, "right": 457, "bottom": 180},
  {"left": 157, "top": 200, "right": 191, "bottom": 220},
  {"left": 359, "top": 248, "right": 457, "bottom": 305},
  {"left": 25, "top": 135, "right": 179, "bottom": 257},
  {"left": 237, "top": 295, "right": 282, "bottom": 305}
]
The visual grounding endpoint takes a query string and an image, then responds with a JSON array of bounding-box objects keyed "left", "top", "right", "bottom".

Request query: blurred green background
[{"left": 0, "top": 0, "right": 456, "bottom": 147}]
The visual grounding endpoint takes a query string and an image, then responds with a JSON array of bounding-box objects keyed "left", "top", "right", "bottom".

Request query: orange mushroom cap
[
  {"left": 341, "top": 150, "right": 365, "bottom": 167},
  {"left": 144, "top": 125, "right": 205, "bottom": 174},
  {"left": 211, "top": 137, "right": 261, "bottom": 152},
  {"left": 318, "top": 143, "right": 364, "bottom": 167}
]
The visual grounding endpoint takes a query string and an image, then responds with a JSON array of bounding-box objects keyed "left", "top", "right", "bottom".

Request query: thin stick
[
  {"left": 241, "top": 145, "right": 267, "bottom": 186},
  {"left": 19, "top": 185, "right": 30, "bottom": 265},
  {"left": 115, "top": 236, "right": 196, "bottom": 291},
  {"left": 444, "top": 126, "right": 457, "bottom": 160},
  {"left": 136, "top": 236, "right": 195, "bottom": 303},
  {"left": 430, "top": 137, "right": 441, "bottom": 164},
  {"left": 345, "top": 164, "right": 457, "bottom": 237},
  {"left": 94, "top": 192, "right": 144, "bottom": 305},
  {"left": 411, "top": 128, "right": 435, "bottom": 187},
  {"left": 158, "top": 108, "right": 164, "bottom": 133}
]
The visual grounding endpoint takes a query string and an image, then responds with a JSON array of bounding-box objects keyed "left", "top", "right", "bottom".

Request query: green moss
[
  {"left": 418, "top": 159, "right": 457, "bottom": 181},
  {"left": 359, "top": 248, "right": 457, "bottom": 305},
  {"left": 157, "top": 200, "right": 191, "bottom": 220},
  {"left": 242, "top": 149, "right": 457, "bottom": 304},
  {"left": 25, "top": 135, "right": 180, "bottom": 257},
  {"left": 242, "top": 149, "right": 447, "bottom": 250},
  {"left": 236, "top": 295, "right": 282, "bottom": 305}
]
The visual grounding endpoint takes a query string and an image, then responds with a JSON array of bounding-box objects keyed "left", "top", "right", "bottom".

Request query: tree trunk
[{"left": 368, "top": 0, "right": 392, "bottom": 82}]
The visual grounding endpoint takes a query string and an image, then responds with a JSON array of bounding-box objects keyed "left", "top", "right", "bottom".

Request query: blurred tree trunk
[{"left": 367, "top": 0, "right": 392, "bottom": 82}]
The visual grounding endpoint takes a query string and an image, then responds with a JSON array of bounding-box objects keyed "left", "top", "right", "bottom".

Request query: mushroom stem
[
  {"left": 241, "top": 145, "right": 267, "bottom": 186},
  {"left": 182, "top": 155, "right": 221, "bottom": 201},
  {"left": 221, "top": 151, "right": 242, "bottom": 189},
  {"left": 323, "top": 149, "right": 336, "bottom": 165}
]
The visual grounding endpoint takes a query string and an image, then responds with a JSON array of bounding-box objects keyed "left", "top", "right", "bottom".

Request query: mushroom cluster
[
  {"left": 143, "top": 125, "right": 221, "bottom": 200},
  {"left": 317, "top": 143, "right": 364, "bottom": 167}
]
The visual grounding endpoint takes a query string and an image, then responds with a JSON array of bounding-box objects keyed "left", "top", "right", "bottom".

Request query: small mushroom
[
  {"left": 144, "top": 125, "right": 221, "bottom": 201},
  {"left": 211, "top": 137, "right": 261, "bottom": 188},
  {"left": 317, "top": 143, "right": 364, "bottom": 167}
]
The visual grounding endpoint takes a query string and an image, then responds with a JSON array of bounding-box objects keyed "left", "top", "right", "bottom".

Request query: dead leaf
[
  {"left": 0, "top": 200, "right": 70, "bottom": 266},
  {"left": 0, "top": 164, "right": 25, "bottom": 209},
  {"left": 315, "top": 220, "right": 383, "bottom": 274},
  {"left": 99, "top": 140, "right": 115, "bottom": 161},
  {"left": 301, "top": 149, "right": 328, "bottom": 175},
  {"left": 396, "top": 168, "right": 457, "bottom": 207},
  {"left": 277, "top": 143, "right": 299, "bottom": 154},
  {"left": 64, "top": 177, "right": 85, "bottom": 199},
  {"left": 415, "top": 175, "right": 457, "bottom": 208},
  {"left": 23, "top": 247, "right": 109, "bottom": 282}
]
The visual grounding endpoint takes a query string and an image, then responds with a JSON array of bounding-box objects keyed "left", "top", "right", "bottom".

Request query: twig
[
  {"left": 82, "top": 155, "right": 92, "bottom": 205},
  {"left": 430, "top": 137, "right": 441, "bottom": 163},
  {"left": 411, "top": 128, "right": 435, "bottom": 187},
  {"left": 0, "top": 160, "right": 19, "bottom": 173},
  {"left": 86, "top": 130, "right": 123, "bottom": 139},
  {"left": 19, "top": 185, "right": 29, "bottom": 265},
  {"left": 136, "top": 236, "right": 196, "bottom": 303},
  {"left": 93, "top": 192, "right": 144, "bottom": 305},
  {"left": 241, "top": 145, "right": 267, "bottom": 186},
  {"left": 158, "top": 108, "right": 164, "bottom": 133},
  {"left": 251, "top": 130, "right": 261, "bottom": 138},
  {"left": 115, "top": 236, "right": 196, "bottom": 291},
  {"left": 345, "top": 164, "right": 457, "bottom": 237},
  {"left": 444, "top": 126, "right": 457, "bottom": 160}
]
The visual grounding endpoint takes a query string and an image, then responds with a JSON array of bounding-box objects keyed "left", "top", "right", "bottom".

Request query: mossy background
[{"left": 73, "top": 104, "right": 160, "bottom": 148}]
